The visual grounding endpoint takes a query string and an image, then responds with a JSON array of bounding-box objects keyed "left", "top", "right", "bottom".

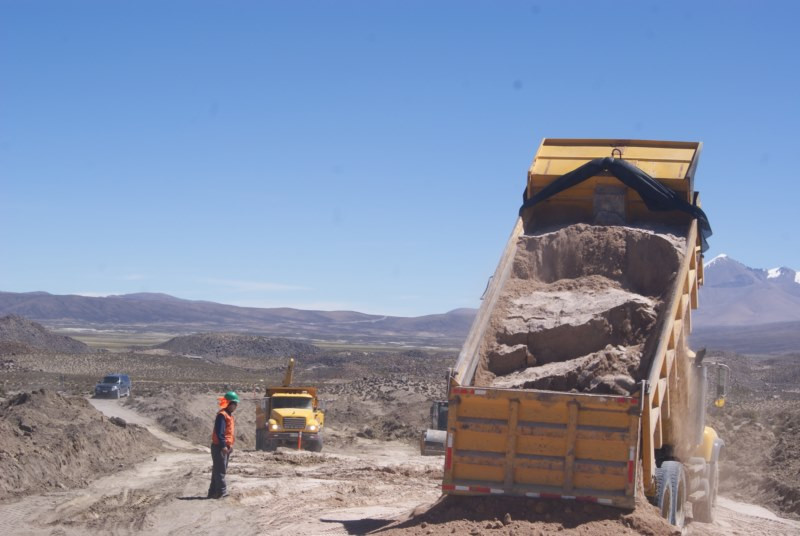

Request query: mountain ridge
[
  {"left": 694, "top": 254, "right": 800, "bottom": 327},
  {"left": 0, "top": 291, "right": 474, "bottom": 346},
  {"left": 2, "top": 252, "right": 798, "bottom": 348}
]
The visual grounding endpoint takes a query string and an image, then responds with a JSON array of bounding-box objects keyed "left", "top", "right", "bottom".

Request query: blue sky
[{"left": 1, "top": 1, "right": 798, "bottom": 316}]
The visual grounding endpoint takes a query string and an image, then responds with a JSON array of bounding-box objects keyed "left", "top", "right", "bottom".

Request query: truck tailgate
[{"left": 443, "top": 386, "right": 641, "bottom": 508}]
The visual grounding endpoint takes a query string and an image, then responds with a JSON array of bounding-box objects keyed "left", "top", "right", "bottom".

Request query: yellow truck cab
[{"left": 255, "top": 359, "right": 325, "bottom": 452}]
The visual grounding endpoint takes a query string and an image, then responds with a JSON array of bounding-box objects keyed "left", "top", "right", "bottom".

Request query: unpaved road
[
  {"left": 0, "top": 399, "right": 441, "bottom": 535},
  {"left": 0, "top": 399, "right": 797, "bottom": 536}
]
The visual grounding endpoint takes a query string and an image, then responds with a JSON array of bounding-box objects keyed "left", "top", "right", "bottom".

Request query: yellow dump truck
[
  {"left": 437, "top": 139, "right": 728, "bottom": 527},
  {"left": 255, "top": 358, "right": 325, "bottom": 452}
]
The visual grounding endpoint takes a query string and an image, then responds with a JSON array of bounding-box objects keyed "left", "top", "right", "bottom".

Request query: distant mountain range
[
  {"left": 694, "top": 254, "right": 800, "bottom": 327},
  {"left": 0, "top": 291, "right": 475, "bottom": 347},
  {"left": 689, "top": 254, "right": 800, "bottom": 354},
  {"left": 1, "top": 253, "right": 798, "bottom": 352}
]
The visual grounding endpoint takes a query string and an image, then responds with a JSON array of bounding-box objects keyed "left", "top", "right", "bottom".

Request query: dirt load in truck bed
[{"left": 476, "top": 223, "right": 686, "bottom": 395}]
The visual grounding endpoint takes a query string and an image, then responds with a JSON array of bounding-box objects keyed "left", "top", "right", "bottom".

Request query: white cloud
[{"left": 198, "top": 277, "right": 311, "bottom": 293}]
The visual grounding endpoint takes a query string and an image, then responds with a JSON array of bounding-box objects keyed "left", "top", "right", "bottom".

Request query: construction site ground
[{"left": 1, "top": 344, "right": 799, "bottom": 535}]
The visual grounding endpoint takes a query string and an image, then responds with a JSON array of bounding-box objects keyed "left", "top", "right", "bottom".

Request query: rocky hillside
[
  {"left": 155, "top": 332, "right": 320, "bottom": 359},
  {"left": 0, "top": 315, "right": 91, "bottom": 354}
]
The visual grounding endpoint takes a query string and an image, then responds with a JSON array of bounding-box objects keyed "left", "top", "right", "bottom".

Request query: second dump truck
[
  {"left": 435, "top": 139, "right": 728, "bottom": 528},
  {"left": 255, "top": 358, "right": 325, "bottom": 452}
]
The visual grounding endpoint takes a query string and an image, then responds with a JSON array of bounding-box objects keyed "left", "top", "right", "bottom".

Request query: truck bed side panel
[{"left": 443, "top": 387, "right": 641, "bottom": 508}]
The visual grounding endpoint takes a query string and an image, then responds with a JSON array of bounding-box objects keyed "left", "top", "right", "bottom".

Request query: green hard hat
[{"left": 224, "top": 391, "right": 240, "bottom": 403}]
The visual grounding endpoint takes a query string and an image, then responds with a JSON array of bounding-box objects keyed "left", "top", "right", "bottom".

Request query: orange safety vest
[{"left": 211, "top": 409, "right": 235, "bottom": 447}]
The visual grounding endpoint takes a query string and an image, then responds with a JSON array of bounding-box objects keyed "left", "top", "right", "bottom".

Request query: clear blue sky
[{"left": 1, "top": 1, "right": 798, "bottom": 316}]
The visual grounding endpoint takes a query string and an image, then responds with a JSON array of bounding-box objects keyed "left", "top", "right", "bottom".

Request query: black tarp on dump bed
[{"left": 519, "top": 157, "right": 712, "bottom": 251}]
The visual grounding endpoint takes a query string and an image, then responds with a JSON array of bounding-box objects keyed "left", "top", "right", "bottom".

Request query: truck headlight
[
  {"left": 111, "top": 386, "right": 118, "bottom": 390},
  {"left": 270, "top": 424, "right": 279, "bottom": 431},
  {"left": 308, "top": 425, "right": 317, "bottom": 432}
]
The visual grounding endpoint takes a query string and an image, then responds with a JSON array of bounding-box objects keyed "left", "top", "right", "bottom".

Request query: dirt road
[
  {"left": 0, "top": 398, "right": 441, "bottom": 535},
  {"left": 1, "top": 399, "right": 797, "bottom": 536}
]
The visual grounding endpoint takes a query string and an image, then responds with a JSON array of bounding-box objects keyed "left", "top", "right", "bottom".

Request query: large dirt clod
[{"left": 476, "top": 223, "right": 685, "bottom": 395}]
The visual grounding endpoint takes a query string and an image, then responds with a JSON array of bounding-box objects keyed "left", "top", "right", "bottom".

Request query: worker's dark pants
[{"left": 208, "top": 444, "right": 229, "bottom": 497}]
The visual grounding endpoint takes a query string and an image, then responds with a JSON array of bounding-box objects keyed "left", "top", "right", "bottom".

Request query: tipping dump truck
[
  {"left": 436, "top": 139, "right": 728, "bottom": 527},
  {"left": 255, "top": 358, "right": 325, "bottom": 452}
]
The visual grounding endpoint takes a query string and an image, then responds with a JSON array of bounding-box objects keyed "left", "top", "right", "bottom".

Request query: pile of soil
[
  {"left": 155, "top": 332, "right": 319, "bottom": 359},
  {"left": 0, "top": 389, "right": 160, "bottom": 500},
  {"left": 476, "top": 224, "right": 686, "bottom": 395},
  {"left": 384, "top": 492, "right": 677, "bottom": 535},
  {"left": 0, "top": 315, "right": 92, "bottom": 354}
]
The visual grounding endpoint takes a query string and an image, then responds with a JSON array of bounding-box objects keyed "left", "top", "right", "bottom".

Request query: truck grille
[{"left": 283, "top": 417, "right": 306, "bottom": 430}]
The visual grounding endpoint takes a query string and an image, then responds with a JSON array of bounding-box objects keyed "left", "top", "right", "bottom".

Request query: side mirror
[
  {"left": 694, "top": 347, "right": 707, "bottom": 366},
  {"left": 705, "top": 363, "right": 731, "bottom": 408}
]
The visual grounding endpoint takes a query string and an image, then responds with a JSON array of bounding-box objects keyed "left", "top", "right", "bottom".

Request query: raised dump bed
[{"left": 441, "top": 139, "right": 724, "bottom": 526}]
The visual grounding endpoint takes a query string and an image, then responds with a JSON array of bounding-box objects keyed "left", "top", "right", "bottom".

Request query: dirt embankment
[
  {"left": 476, "top": 224, "right": 686, "bottom": 395},
  {"left": 704, "top": 352, "right": 800, "bottom": 519},
  {"left": 0, "top": 389, "right": 160, "bottom": 500},
  {"left": 325, "top": 375, "right": 446, "bottom": 444},
  {"left": 0, "top": 315, "right": 92, "bottom": 355},
  {"left": 124, "top": 390, "right": 258, "bottom": 449}
]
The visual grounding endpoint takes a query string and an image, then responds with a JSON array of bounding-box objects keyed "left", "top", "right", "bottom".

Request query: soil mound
[
  {"left": 476, "top": 224, "right": 685, "bottom": 395},
  {"left": 0, "top": 389, "right": 160, "bottom": 500},
  {"left": 155, "top": 332, "right": 320, "bottom": 359},
  {"left": 383, "top": 493, "right": 677, "bottom": 535},
  {"left": 0, "top": 315, "right": 92, "bottom": 354}
]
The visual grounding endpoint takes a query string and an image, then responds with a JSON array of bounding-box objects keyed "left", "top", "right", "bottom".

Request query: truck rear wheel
[
  {"left": 656, "top": 461, "right": 687, "bottom": 527},
  {"left": 256, "top": 429, "right": 264, "bottom": 450},
  {"left": 692, "top": 480, "right": 713, "bottom": 523},
  {"left": 693, "top": 461, "right": 719, "bottom": 523}
]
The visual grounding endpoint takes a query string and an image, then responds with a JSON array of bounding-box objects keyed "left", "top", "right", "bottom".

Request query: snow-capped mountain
[{"left": 694, "top": 254, "right": 800, "bottom": 327}]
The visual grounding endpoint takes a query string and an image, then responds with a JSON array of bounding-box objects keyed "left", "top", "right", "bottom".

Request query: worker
[{"left": 208, "top": 390, "right": 239, "bottom": 499}]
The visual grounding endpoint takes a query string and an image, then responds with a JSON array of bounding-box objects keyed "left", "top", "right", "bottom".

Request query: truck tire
[
  {"left": 692, "top": 479, "right": 713, "bottom": 523},
  {"left": 256, "top": 429, "right": 265, "bottom": 451},
  {"left": 657, "top": 461, "right": 687, "bottom": 527},
  {"left": 693, "top": 460, "right": 719, "bottom": 523},
  {"left": 308, "top": 435, "right": 323, "bottom": 453},
  {"left": 655, "top": 466, "right": 673, "bottom": 522}
]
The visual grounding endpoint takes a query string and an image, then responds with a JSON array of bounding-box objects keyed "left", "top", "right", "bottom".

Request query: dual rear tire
[
  {"left": 655, "top": 461, "right": 687, "bottom": 527},
  {"left": 693, "top": 460, "right": 719, "bottom": 523}
]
